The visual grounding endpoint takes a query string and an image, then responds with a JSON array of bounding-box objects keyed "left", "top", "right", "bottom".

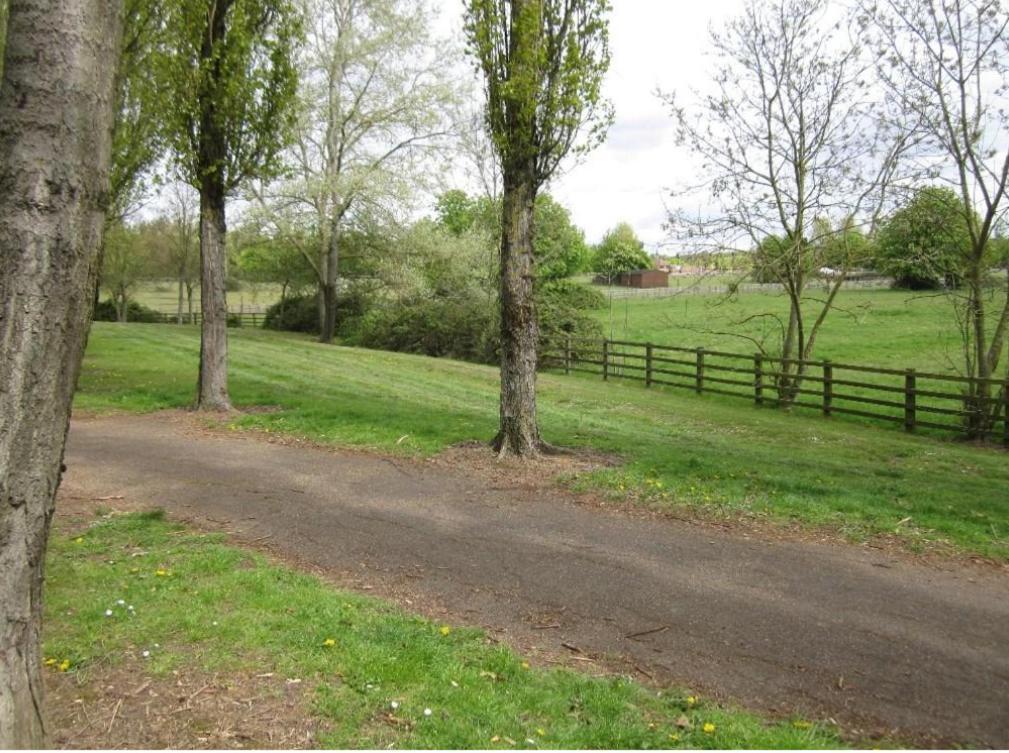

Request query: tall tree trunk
[
  {"left": 0, "top": 0, "right": 121, "bottom": 747},
  {"left": 966, "top": 264, "right": 991, "bottom": 435},
  {"left": 493, "top": 171, "right": 542, "bottom": 456},
  {"left": 176, "top": 273, "right": 184, "bottom": 324},
  {"left": 320, "top": 223, "right": 339, "bottom": 343},
  {"left": 196, "top": 188, "right": 231, "bottom": 410}
]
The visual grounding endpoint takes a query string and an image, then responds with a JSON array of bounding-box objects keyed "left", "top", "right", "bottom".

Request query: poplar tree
[
  {"left": 162, "top": 0, "right": 300, "bottom": 410},
  {"left": 465, "top": 0, "right": 612, "bottom": 456}
]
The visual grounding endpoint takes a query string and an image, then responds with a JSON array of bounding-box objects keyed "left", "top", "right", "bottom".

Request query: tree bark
[
  {"left": 0, "top": 0, "right": 121, "bottom": 747},
  {"left": 196, "top": 188, "right": 231, "bottom": 410},
  {"left": 319, "top": 222, "right": 340, "bottom": 343},
  {"left": 493, "top": 171, "right": 543, "bottom": 456},
  {"left": 194, "top": 2, "right": 232, "bottom": 411},
  {"left": 176, "top": 275, "right": 184, "bottom": 325}
]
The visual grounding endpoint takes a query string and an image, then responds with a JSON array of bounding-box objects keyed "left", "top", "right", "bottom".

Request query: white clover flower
[
  {"left": 142, "top": 650, "right": 150, "bottom": 658},
  {"left": 116, "top": 599, "right": 125, "bottom": 606},
  {"left": 423, "top": 708, "right": 432, "bottom": 717},
  {"left": 390, "top": 701, "right": 399, "bottom": 710},
  {"left": 104, "top": 609, "right": 113, "bottom": 617}
]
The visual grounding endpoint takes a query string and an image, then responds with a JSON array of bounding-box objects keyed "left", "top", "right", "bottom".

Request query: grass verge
[
  {"left": 45, "top": 511, "right": 840, "bottom": 748},
  {"left": 76, "top": 324, "right": 1009, "bottom": 560}
]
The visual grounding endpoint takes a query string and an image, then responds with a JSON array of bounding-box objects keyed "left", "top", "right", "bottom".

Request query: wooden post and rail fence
[{"left": 541, "top": 334, "right": 1009, "bottom": 445}]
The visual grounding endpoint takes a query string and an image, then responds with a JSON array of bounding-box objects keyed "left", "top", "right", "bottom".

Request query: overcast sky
[{"left": 437, "top": 1, "right": 747, "bottom": 250}]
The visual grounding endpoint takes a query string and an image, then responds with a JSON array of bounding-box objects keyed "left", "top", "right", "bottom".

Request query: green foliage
[
  {"left": 109, "top": 0, "right": 169, "bottom": 217},
  {"left": 235, "top": 238, "right": 315, "bottom": 294},
  {"left": 464, "top": 0, "right": 613, "bottom": 185},
  {"left": 592, "top": 222, "right": 650, "bottom": 277},
  {"left": 263, "top": 293, "right": 319, "bottom": 334},
  {"left": 160, "top": 0, "right": 301, "bottom": 192},
  {"left": 92, "top": 298, "right": 164, "bottom": 323},
  {"left": 435, "top": 190, "right": 480, "bottom": 237},
  {"left": 876, "top": 187, "right": 974, "bottom": 290},
  {"left": 263, "top": 289, "right": 369, "bottom": 336},
  {"left": 534, "top": 194, "right": 592, "bottom": 280},
  {"left": 435, "top": 190, "right": 590, "bottom": 280}
]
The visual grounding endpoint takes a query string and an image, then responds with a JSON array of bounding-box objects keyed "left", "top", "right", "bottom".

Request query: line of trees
[{"left": 0, "top": 0, "right": 615, "bottom": 740}]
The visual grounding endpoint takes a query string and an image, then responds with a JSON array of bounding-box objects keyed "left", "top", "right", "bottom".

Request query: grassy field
[
  {"left": 129, "top": 281, "right": 285, "bottom": 314},
  {"left": 76, "top": 324, "right": 1009, "bottom": 560},
  {"left": 590, "top": 285, "right": 1008, "bottom": 374},
  {"left": 44, "top": 510, "right": 839, "bottom": 748}
]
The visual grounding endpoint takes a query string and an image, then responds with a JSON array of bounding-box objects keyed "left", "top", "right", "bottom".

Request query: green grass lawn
[
  {"left": 76, "top": 324, "right": 1009, "bottom": 560},
  {"left": 590, "top": 286, "right": 1005, "bottom": 374},
  {"left": 45, "top": 510, "right": 840, "bottom": 748},
  {"left": 129, "top": 280, "right": 284, "bottom": 314}
]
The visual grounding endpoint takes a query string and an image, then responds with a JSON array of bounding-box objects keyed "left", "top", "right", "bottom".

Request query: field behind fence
[
  {"left": 146, "top": 310, "right": 1009, "bottom": 446},
  {"left": 541, "top": 335, "right": 1009, "bottom": 445}
]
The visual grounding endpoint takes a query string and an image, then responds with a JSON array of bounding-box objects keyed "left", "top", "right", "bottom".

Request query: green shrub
[
  {"left": 92, "top": 298, "right": 165, "bottom": 323},
  {"left": 348, "top": 296, "right": 499, "bottom": 363},
  {"left": 263, "top": 289, "right": 370, "bottom": 336},
  {"left": 264, "top": 293, "right": 320, "bottom": 333}
]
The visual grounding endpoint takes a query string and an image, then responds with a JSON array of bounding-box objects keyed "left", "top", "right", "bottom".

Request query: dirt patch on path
[{"left": 62, "top": 413, "right": 1009, "bottom": 747}]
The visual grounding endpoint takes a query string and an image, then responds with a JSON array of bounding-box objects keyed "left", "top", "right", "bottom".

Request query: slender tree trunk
[
  {"left": 493, "top": 170, "right": 542, "bottom": 456},
  {"left": 966, "top": 263, "right": 991, "bottom": 435},
  {"left": 176, "top": 273, "right": 184, "bottom": 324},
  {"left": 187, "top": 282, "right": 194, "bottom": 323},
  {"left": 115, "top": 288, "right": 127, "bottom": 322},
  {"left": 0, "top": 0, "right": 121, "bottom": 747},
  {"left": 196, "top": 188, "right": 231, "bottom": 410},
  {"left": 320, "top": 223, "right": 339, "bottom": 343}
]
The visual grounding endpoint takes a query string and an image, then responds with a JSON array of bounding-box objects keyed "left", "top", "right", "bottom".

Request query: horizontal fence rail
[
  {"left": 540, "top": 335, "right": 1009, "bottom": 446},
  {"left": 141, "top": 311, "right": 265, "bottom": 327}
]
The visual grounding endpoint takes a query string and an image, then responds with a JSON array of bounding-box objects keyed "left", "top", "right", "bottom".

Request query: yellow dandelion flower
[
  {"left": 702, "top": 722, "right": 716, "bottom": 734},
  {"left": 536, "top": 728, "right": 546, "bottom": 736},
  {"left": 44, "top": 658, "right": 57, "bottom": 666},
  {"left": 792, "top": 720, "right": 811, "bottom": 729},
  {"left": 520, "top": 661, "right": 530, "bottom": 670},
  {"left": 322, "top": 638, "right": 336, "bottom": 647},
  {"left": 58, "top": 660, "right": 71, "bottom": 672},
  {"left": 155, "top": 569, "right": 169, "bottom": 577},
  {"left": 686, "top": 695, "right": 696, "bottom": 707},
  {"left": 439, "top": 625, "right": 451, "bottom": 636},
  {"left": 668, "top": 733, "right": 680, "bottom": 742},
  {"left": 74, "top": 537, "right": 84, "bottom": 544}
]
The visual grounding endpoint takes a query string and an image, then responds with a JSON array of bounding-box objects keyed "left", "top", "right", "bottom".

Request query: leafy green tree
[
  {"left": 465, "top": 0, "right": 612, "bottom": 456},
  {"left": 876, "top": 187, "right": 974, "bottom": 290},
  {"left": 101, "top": 221, "right": 166, "bottom": 322},
  {"left": 161, "top": 0, "right": 301, "bottom": 410},
  {"left": 436, "top": 190, "right": 589, "bottom": 282},
  {"left": 592, "top": 222, "right": 650, "bottom": 278},
  {"left": 255, "top": 0, "right": 460, "bottom": 344}
]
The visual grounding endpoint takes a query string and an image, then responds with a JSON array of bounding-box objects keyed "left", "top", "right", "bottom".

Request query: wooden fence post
[
  {"left": 645, "top": 343, "right": 654, "bottom": 387},
  {"left": 564, "top": 335, "right": 571, "bottom": 375},
  {"left": 822, "top": 360, "right": 833, "bottom": 417},
  {"left": 904, "top": 369, "right": 916, "bottom": 432},
  {"left": 1003, "top": 379, "right": 1009, "bottom": 447},
  {"left": 695, "top": 348, "right": 705, "bottom": 394},
  {"left": 602, "top": 339, "right": 609, "bottom": 381},
  {"left": 754, "top": 353, "right": 764, "bottom": 405}
]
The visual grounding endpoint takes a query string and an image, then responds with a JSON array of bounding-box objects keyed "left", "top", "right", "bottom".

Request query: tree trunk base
[{"left": 490, "top": 429, "right": 570, "bottom": 459}]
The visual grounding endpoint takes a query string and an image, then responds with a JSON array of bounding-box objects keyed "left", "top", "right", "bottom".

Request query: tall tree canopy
[
  {"left": 161, "top": 0, "right": 301, "bottom": 410},
  {"left": 465, "top": 0, "right": 612, "bottom": 456},
  {"left": 254, "top": 0, "right": 460, "bottom": 343}
]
